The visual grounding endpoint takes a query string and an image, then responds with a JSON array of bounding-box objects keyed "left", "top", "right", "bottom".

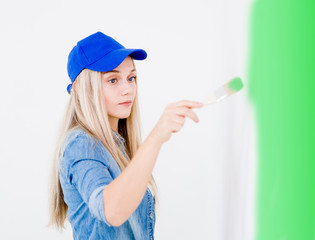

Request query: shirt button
[{"left": 150, "top": 212, "right": 153, "bottom": 219}]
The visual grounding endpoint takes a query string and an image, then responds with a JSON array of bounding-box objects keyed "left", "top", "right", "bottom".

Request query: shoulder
[
  {"left": 62, "top": 129, "right": 97, "bottom": 154},
  {"left": 60, "top": 128, "right": 112, "bottom": 167}
]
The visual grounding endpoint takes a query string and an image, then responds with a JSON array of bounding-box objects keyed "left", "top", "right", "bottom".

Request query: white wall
[{"left": 0, "top": 0, "right": 255, "bottom": 239}]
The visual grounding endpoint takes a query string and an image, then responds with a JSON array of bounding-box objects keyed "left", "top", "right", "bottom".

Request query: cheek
[{"left": 102, "top": 88, "right": 115, "bottom": 110}]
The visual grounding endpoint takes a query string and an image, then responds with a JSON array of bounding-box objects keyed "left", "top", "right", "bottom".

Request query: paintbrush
[{"left": 194, "top": 77, "right": 244, "bottom": 111}]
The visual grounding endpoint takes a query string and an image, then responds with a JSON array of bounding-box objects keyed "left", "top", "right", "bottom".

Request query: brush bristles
[{"left": 227, "top": 77, "right": 243, "bottom": 92}]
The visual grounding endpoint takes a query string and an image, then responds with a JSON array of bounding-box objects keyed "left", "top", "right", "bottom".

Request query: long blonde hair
[{"left": 49, "top": 61, "right": 159, "bottom": 229}]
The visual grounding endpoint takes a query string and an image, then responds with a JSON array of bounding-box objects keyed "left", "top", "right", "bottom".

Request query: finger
[
  {"left": 171, "top": 100, "right": 203, "bottom": 109},
  {"left": 171, "top": 114, "right": 186, "bottom": 126},
  {"left": 171, "top": 122, "right": 184, "bottom": 133},
  {"left": 175, "top": 107, "right": 199, "bottom": 123}
]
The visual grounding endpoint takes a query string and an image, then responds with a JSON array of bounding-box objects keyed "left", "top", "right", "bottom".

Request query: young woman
[{"left": 49, "top": 31, "right": 203, "bottom": 240}]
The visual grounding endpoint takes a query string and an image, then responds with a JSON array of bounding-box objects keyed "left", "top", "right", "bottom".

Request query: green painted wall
[{"left": 248, "top": 1, "right": 315, "bottom": 239}]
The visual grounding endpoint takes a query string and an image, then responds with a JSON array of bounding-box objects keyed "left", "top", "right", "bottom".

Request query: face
[{"left": 101, "top": 56, "right": 137, "bottom": 127}]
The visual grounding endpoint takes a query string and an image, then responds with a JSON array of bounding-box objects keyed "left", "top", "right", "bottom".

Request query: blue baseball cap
[{"left": 66, "top": 31, "right": 147, "bottom": 94}]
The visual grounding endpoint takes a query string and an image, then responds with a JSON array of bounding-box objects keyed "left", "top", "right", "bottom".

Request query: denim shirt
[{"left": 59, "top": 129, "right": 156, "bottom": 240}]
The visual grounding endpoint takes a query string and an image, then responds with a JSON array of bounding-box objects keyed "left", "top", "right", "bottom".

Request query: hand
[{"left": 149, "top": 100, "right": 203, "bottom": 144}]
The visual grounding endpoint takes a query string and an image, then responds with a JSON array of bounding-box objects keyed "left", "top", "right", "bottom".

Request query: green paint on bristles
[{"left": 228, "top": 77, "right": 243, "bottom": 92}]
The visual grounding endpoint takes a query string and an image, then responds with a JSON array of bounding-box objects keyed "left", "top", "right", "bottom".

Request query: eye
[
  {"left": 108, "top": 78, "right": 117, "bottom": 84},
  {"left": 129, "top": 76, "right": 136, "bottom": 82}
]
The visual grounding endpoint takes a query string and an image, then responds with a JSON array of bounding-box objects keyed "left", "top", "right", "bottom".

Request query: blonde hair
[{"left": 49, "top": 62, "right": 159, "bottom": 229}]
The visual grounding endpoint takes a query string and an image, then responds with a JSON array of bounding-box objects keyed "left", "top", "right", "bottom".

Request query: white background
[{"left": 0, "top": 0, "right": 256, "bottom": 239}]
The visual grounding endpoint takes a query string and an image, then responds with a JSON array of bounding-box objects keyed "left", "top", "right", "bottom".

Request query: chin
[
  {"left": 116, "top": 111, "right": 131, "bottom": 119},
  {"left": 118, "top": 115, "right": 130, "bottom": 119}
]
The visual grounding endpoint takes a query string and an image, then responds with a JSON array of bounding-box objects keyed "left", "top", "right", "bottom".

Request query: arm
[
  {"left": 103, "top": 100, "right": 203, "bottom": 227},
  {"left": 103, "top": 130, "right": 162, "bottom": 227}
]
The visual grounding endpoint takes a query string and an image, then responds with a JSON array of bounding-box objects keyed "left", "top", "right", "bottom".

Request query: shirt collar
[{"left": 112, "top": 130, "right": 125, "bottom": 144}]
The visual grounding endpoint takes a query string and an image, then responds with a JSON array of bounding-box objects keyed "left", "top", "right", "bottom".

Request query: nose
[{"left": 120, "top": 80, "right": 134, "bottom": 95}]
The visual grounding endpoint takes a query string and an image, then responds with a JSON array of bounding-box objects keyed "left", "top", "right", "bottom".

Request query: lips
[{"left": 119, "top": 101, "right": 132, "bottom": 104}]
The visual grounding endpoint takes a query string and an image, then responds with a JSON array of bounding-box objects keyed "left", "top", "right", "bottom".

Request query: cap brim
[{"left": 86, "top": 48, "right": 147, "bottom": 72}]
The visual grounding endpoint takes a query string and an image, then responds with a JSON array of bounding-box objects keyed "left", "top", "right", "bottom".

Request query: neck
[{"left": 108, "top": 115, "right": 119, "bottom": 133}]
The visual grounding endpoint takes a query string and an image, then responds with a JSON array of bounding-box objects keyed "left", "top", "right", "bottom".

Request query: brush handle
[
  {"left": 192, "top": 77, "right": 243, "bottom": 113},
  {"left": 192, "top": 93, "right": 216, "bottom": 113}
]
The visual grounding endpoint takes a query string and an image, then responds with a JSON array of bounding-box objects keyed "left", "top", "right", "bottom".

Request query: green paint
[
  {"left": 249, "top": 0, "right": 315, "bottom": 239},
  {"left": 228, "top": 77, "right": 243, "bottom": 92}
]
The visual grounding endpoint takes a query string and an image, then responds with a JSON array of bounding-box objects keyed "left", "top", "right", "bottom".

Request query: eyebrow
[{"left": 103, "top": 69, "right": 136, "bottom": 74}]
